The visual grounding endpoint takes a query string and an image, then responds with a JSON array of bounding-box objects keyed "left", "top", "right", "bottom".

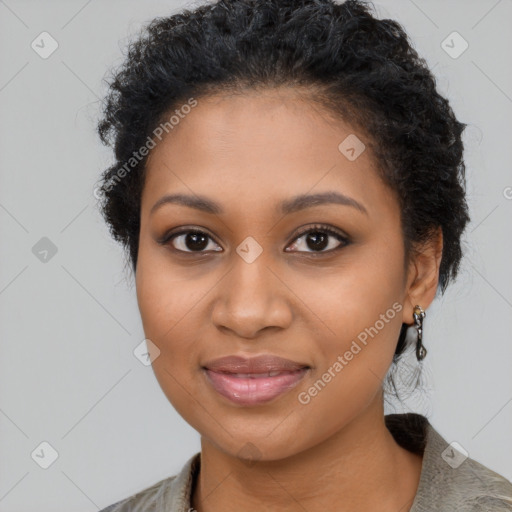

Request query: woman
[{"left": 96, "top": 0, "right": 512, "bottom": 510}]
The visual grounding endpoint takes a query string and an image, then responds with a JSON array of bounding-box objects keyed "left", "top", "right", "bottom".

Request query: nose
[{"left": 211, "top": 255, "right": 293, "bottom": 339}]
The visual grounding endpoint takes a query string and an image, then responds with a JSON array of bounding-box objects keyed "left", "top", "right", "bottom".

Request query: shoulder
[
  {"left": 98, "top": 452, "right": 201, "bottom": 512},
  {"left": 451, "top": 456, "right": 512, "bottom": 511},
  {"left": 98, "top": 475, "right": 178, "bottom": 512},
  {"left": 386, "top": 413, "right": 512, "bottom": 511},
  {"left": 407, "top": 414, "right": 512, "bottom": 511},
  {"left": 421, "top": 453, "right": 512, "bottom": 511}
]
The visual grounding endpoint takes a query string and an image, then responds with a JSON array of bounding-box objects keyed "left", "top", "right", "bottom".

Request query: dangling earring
[{"left": 413, "top": 305, "right": 427, "bottom": 361}]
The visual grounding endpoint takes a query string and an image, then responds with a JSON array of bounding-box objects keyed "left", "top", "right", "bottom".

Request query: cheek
[
  {"left": 134, "top": 246, "right": 214, "bottom": 418},
  {"left": 135, "top": 265, "right": 204, "bottom": 425},
  {"left": 136, "top": 269, "right": 204, "bottom": 376},
  {"left": 135, "top": 247, "right": 208, "bottom": 340},
  {"left": 292, "top": 294, "right": 403, "bottom": 450},
  {"left": 287, "top": 243, "right": 405, "bottom": 418},
  {"left": 289, "top": 245, "right": 405, "bottom": 357}
]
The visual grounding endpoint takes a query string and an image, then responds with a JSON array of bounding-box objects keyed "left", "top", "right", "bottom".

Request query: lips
[
  {"left": 202, "top": 354, "right": 310, "bottom": 406},
  {"left": 202, "top": 354, "right": 309, "bottom": 373}
]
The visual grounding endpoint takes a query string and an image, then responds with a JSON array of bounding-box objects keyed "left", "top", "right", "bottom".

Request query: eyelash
[{"left": 158, "top": 223, "right": 350, "bottom": 256}]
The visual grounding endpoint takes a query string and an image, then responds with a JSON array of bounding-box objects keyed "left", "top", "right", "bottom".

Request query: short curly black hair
[{"left": 96, "top": 0, "right": 470, "bottom": 364}]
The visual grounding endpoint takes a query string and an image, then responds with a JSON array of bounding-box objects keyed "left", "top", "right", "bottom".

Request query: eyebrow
[{"left": 150, "top": 191, "right": 368, "bottom": 216}]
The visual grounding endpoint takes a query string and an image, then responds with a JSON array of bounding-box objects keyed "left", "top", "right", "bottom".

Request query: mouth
[{"left": 201, "top": 354, "right": 311, "bottom": 406}]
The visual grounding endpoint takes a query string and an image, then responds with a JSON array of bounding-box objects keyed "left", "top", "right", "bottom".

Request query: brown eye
[
  {"left": 163, "top": 230, "right": 222, "bottom": 253},
  {"left": 286, "top": 225, "right": 350, "bottom": 254}
]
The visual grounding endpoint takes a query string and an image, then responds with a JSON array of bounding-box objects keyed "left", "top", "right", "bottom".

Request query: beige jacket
[{"left": 99, "top": 413, "right": 512, "bottom": 511}]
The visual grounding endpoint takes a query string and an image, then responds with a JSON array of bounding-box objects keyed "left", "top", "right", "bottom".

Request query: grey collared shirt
[{"left": 99, "top": 414, "right": 512, "bottom": 511}]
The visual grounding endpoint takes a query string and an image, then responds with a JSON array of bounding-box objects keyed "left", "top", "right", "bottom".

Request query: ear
[{"left": 402, "top": 227, "right": 443, "bottom": 324}]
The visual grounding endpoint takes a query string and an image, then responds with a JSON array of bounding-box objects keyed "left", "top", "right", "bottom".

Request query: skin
[{"left": 135, "top": 87, "right": 443, "bottom": 512}]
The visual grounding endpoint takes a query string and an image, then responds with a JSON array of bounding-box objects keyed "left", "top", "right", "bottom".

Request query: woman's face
[{"left": 136, "top": 88, "right": 422, "bottom": 461}]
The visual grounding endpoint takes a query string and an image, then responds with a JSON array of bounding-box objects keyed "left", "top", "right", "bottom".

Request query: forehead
[{"left": 142, "top": 88, "right": 393, "bottom": 216}]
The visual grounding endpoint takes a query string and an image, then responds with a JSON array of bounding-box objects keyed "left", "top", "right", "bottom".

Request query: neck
[{"left": 192, "top": 392, "right": 423, "bottom": 512}]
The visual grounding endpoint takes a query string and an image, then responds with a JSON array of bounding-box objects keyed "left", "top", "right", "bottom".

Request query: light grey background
[{"left": 0, "top": 0, "right": 511, "bottom": 510}]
